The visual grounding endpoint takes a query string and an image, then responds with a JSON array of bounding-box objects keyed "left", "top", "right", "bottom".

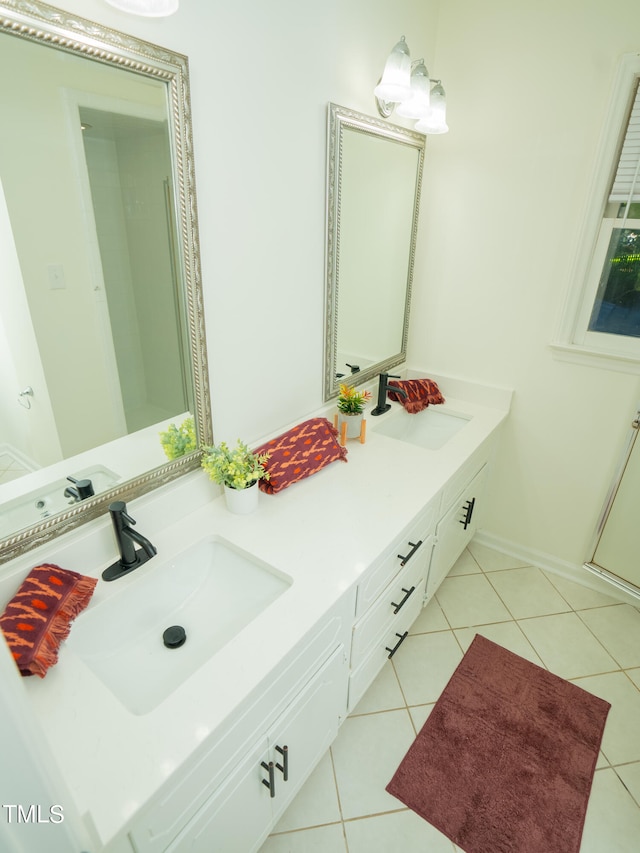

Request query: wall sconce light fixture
[
  {"left": 104, "top": 0, "right": 178, "bottom": 16},
  {"left": 374, "top": 36, "right": 448, "bottom": 135}
]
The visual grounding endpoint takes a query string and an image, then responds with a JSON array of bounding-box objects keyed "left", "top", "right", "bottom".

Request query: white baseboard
[{"left": 473, "top": 529, "right": 640, "bottom": 607}]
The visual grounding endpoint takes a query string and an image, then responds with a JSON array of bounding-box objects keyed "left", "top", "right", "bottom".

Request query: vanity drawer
[
  {"left": 348, "top": 586, "right": 424, "bottom": 712},
  {"left": 355, "top": 502, "right": 437, "bottom": 618},
  {"left": 351, "top": 538, "right": 431, "bottom": 670}
]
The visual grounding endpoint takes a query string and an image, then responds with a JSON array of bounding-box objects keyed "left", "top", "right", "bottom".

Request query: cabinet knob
[
  {"left": 261, "top": 760, "right": 276, "bottom": 797},
  {"left": 275, "top": 744, "right": 289, "bottom": 781}
]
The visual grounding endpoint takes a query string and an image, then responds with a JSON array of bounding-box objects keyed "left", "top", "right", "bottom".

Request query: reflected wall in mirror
[
  {"left": 324, "top": 103, "right": 425, "bottom": 400},
  {"left": 0, "top": 0, "right": 210, "bottom": 563}
]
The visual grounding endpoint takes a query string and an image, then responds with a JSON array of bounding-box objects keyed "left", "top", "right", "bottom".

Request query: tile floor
[
  {"left": 0, "top": 451, "right": 31, "bottom": 486},
  {"left": 260, "top": 541, "right": 640, "bottom": 853}
]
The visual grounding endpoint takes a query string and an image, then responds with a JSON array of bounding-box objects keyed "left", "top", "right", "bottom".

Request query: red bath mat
[{"left": 386, "top": 634, "right": 610, "bottom": 853}]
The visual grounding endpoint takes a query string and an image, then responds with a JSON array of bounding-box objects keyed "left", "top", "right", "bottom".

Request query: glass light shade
[
  {"left": 415, "top": 83, "right": 449, "bottom": 134},
  {"left": 104, "top": 0, "right": 178, "bottom": 16},
  {"left": 396, "top": 61, "right": 431, "bottom": 119},
  {"left": 374, "top": 37, "right": 411, "bottom": 103}
]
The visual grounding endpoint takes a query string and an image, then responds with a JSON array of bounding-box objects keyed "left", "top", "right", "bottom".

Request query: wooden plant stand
[{"left": 333, "top": 414, "right": 367, "bottom": 447}]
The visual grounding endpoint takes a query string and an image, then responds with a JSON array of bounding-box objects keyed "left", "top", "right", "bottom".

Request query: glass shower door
[{"left": 587, "top": 409, "right": 640, "bottom": 593}]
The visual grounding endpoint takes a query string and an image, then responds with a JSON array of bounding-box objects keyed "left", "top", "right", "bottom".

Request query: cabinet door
[
  {"left": 268, "top": 643, "right": 347, "bottom": 824},
  {"left": 164, "top": 736, "right": 272, "bottom": 853},
  {"left": 426, "top": 465, "right": 487, "bottom": 600},
  {"left": 164, "top": 645, "right": 347, "bottom": 853}
]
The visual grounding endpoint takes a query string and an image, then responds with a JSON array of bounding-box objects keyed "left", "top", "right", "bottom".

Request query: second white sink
[
  {"left": 372, "top": 406, "right": 471, "bottom": 450},
  {"left": 68, "top": 537, "right": 292, "bottom": 715}
]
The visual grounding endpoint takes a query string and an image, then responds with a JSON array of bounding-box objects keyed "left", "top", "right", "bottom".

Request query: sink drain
[{"left": 163, "top": 625, "right": 186, "bottom": 648}]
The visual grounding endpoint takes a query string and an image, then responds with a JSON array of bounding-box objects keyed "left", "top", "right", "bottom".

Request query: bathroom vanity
[{"left": 1, "top": 375, "right": 510, "bottom": 853}]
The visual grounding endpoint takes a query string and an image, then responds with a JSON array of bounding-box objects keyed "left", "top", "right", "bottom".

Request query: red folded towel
[
  {"left": 0, "top": 564, "right": 97, "bottom": 677},
  {"left": 254, "top": 417, "right": 348, "bottom": 494},
  {"left": 388, "top": 378, "right": 445, "bottom": 414}
]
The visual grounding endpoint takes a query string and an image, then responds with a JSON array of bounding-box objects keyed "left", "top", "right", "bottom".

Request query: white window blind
[{"left": 609, "top": 79, "right": 640, "bottom": 203}]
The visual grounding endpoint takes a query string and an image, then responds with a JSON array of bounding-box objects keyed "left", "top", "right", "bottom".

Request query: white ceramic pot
[
  {"left": 224, "top": 481, "right": 259, "bottom": 514},
  {"left": 338, "top": 411, "right": 363, "bottom": 439}
]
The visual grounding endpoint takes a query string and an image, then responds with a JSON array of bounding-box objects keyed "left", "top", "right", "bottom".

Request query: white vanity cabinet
[
  {"left": 426, "top": 460, "right": 488, "bottom": 601},
  {"left": 165, "top": 645, "right": 346, "bottom": 853},
  {"left": 126, "top": 589, "right": 355, "bottom": 853},
  {"left": 348, "top": 504, "right": 437, "bottom": 711}
]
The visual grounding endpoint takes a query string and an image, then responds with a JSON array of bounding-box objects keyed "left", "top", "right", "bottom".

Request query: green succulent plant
[
  {"left": 201, "top": 440, "right": 270, "bottom": 490},
  {"left": 159, "top": 416, "right": 197, "bottom": 460}
]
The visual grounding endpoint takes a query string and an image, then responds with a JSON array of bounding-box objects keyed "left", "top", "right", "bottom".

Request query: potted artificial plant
[
  {"left": 201, "top": 440, "right": 270, "bottom": 514},
  {"left": 336, "top": 383, "right": 372, "bottom": 439}
]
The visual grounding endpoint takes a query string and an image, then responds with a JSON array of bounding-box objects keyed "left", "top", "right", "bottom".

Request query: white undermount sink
[
  {"left": 372, "top": 406, "right": 471, "bottom": 450},
  {"left": 68, "top": 537, "right": 292, "bottom": 715}
]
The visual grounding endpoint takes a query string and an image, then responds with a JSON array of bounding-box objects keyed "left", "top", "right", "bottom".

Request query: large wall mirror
[
  {"left": 0, "top": 0, "right": 211, "bottom": 563},
  {"left": 324, "top": 103, "right": 425, "bottom": 400}
]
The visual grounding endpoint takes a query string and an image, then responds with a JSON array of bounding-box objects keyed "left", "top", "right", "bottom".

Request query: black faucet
[
  {"left": 102, "top": 500, "right": 157, "bottom": 581},
  {"left": 64, "top": 475, "right": 95, "bottom": 502},
  {"left": 370, "top": 373, "right": 408, "bottom": 416}
]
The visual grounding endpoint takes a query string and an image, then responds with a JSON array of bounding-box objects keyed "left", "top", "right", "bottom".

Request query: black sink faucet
[
  {"left": 64, "top": 476, "right": 94, "bottom": 502},
  {"left": 370, "top": 373, "right": 408, "bottom": 416},
  {"left": 102, "top": 500, "right": 157, "bottom": 581}
]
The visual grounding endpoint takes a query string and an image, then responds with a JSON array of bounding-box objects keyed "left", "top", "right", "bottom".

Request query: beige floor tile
[
  {"left": 454, "top": 622, "right": 544, "bottom": 666},
  {"left": 410, "top": 596, "right": 450, "bottom": 634},
  {"left": 435, "top": 573, "right": 513, "bottom": 628},
  {"left": 575, "top": 671, "right": 640, "bottom": 765},
  {"left": 392, "top": 631, "right": 463, "bottom": 706},
  {"left": 543, "top": 571, "right": 623, "bottom": 610},
  {"left": 615, "top": 762, "right": 640, "bottom": 807},
  {"left": 272, "top": 752, "right": 341, "bottom": 833},
  {"left": 486, "top": 566, "right": 570, "bottom": 619},
  {"left": 626, "top": 668, "right": 640, "bottom": 690},
  {"left": 581, "top": 768, "right": 640, "bottom": 853},
  {"left": 407, "top": 703, "right": 435, "bottom": 732},
  {"left": 578, "top": 604, "right": 640, "bottom": 669},
  {"left": 517, "top": 612, "right": 619, "bottom": 679},
  {"left": 330, "top": 709, "right": 416, "bottom": 820},
  {"left": 351, "top": 661, "right": 405, "bottom": 715},
  {"left": 261, "top": 822, "right": 347, "bottom": 852},
  {"left": 344, "top": 809, "right": 455, "bottom": 852},
  {"left": 447, "top": 548, "right": 482, "bottom": 576}
]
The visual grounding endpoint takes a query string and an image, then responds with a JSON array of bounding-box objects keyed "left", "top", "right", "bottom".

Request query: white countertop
[{"left": 13, "top": 378, "right": 510, "bottom": 847}]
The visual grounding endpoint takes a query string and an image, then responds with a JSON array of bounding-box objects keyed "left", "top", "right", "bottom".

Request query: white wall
[
  {"left": 409, "top": 0, "right": 640, "bottom": 566},
  {"left": 47, "top": 0, "right": 440, "bottom": 439},
  {"left": 36, "top": 0, "right": 640, "bottom": 572}
]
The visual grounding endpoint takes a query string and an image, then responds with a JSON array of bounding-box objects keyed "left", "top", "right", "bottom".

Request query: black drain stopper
[{"left": 163, "top": 625, "right": 186, "bottom": 648}]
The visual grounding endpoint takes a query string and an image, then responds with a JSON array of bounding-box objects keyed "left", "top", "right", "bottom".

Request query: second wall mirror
[{"left": 324, "top": 103, "right": 425, "bottom": 400}]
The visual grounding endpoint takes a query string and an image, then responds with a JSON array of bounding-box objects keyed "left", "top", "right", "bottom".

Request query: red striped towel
[
  {"left": 254, "top": 417, "right": 347, "bottom": 494},
  {"left": 0, "top": 564, "right": 97, "bottom": 677},
  {"left": 388, "top": 379, "right": 445, "bottom": 414}
]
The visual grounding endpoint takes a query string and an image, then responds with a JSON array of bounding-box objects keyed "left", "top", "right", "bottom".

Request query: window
[{"left": 554, "top": 54, "right": 640, "bottom": 370}]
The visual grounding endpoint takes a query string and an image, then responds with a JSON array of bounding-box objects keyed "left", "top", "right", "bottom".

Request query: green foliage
[
  {"left": 159, "top": 416, "right": 197, "bottom": 460},
  {"left": 337, "top": 383, "right": 372, "bottom": 415},
  {"left": 201, "top": 440, "right": 270, "bottom": 490}
]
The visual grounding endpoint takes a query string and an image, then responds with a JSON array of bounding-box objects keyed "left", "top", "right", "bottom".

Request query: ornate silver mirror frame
[
  {"left": 324, "top": 103, "right": 425, "bottom": 400},
  {"left": 0, "top": 0, "right": 211, "bottom": 563}
]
